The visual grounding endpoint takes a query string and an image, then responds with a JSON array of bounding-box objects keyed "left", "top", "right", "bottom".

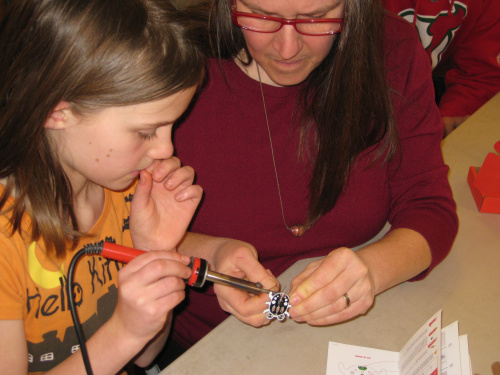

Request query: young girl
[{"left": 0, "top": 0, "right": 205, "bottom": 373}]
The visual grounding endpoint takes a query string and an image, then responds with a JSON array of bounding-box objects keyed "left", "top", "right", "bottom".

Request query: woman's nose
[{"left": 272, "top": 25, "right": 303, "bottom": 60}]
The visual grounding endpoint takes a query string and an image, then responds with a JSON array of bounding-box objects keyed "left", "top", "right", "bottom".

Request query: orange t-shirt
[{"left": 0, "top": 184, "right": 135, "bottom": 374}]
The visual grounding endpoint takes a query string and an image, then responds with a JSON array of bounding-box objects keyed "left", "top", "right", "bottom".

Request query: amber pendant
[{"left": 290, "top": 224, "right": 307, "bottom": 237}]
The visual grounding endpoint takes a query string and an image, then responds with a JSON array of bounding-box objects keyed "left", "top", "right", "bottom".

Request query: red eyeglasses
[{"left": 230, "top": 3, "right": 344, "bottom": 36}]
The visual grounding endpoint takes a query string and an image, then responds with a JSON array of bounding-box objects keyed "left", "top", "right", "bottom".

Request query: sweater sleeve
[
  {"left": 439, "top": 0, "right": 500, "bottom": 117},
  {"left": 386, "top": 21, "right": 458, "bottom": 279}
]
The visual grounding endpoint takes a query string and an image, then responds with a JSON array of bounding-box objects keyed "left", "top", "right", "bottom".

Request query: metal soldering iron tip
[{"left": 205, "top": 270, "right": 274, "bottom": 295}]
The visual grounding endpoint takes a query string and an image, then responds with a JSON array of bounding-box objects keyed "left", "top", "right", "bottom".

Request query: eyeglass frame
[{"left": 230, "top": 2, "right": 344, "bottom": 36}]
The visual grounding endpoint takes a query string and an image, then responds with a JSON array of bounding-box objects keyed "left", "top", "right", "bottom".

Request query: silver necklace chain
[{"left": 256, "top": 65, "right": 308, "bottom": 237}]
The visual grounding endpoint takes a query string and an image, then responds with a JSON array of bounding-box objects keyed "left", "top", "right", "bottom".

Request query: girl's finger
[
  {"left": 120, "top": 250, "right": 191, "bottom": 277},
  {"left": 173, "top": 184, "right": 203, "bottom": 202},
  {"left": 163, "top": 165, "right": 196, "bottom": 191},
  {"left": 132, "top": 170, "right": 154, "bottom": 211},
  {"left": 150, "top": 157, "right": 182, "bottom": 182}
]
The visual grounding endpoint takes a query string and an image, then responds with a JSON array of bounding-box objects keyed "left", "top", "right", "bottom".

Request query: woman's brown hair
[
  {"left": 206, "top": 0, "right": 397, "bottom": 228},
  {"left": 0, "top": 0, "right": 205, "bottom": 257}
]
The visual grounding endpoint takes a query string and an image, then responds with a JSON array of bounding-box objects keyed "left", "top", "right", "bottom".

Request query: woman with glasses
[{"left": 170, "top": 0, "right": 458, "bottom": 357}]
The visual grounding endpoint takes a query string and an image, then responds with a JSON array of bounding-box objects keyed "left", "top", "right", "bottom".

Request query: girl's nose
[
  {"left": 272, "top": 25, "right": 303, "bottom": 60},
  {"left": 148, "top": 127, "right": 174, "bottom": 160}
]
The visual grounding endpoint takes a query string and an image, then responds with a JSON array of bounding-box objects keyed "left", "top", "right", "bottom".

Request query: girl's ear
[{"left": 44, "top": 101, "right": 72, "bottom": 129}]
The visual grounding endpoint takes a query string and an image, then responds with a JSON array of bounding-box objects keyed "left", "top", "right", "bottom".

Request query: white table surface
[{"left": 162, "top": 93, "right": 500, "bottom": 375}]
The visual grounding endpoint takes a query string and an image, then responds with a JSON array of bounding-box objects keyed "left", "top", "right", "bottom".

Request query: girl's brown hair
[
  {"left": 0, "top": 0, "right": 205, "bottom": 257},
  {"left": 206, "top": 0, "right": 397, "bottom": 228}
]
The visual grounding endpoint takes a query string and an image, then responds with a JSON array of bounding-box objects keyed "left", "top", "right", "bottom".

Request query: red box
[{"left": 467, "top": 165, "right": 500, "bottom": 214}]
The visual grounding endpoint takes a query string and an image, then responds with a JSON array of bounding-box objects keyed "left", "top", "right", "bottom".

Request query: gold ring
[{"left": 344, "top": 293, "right": 351, "bottom": 309}]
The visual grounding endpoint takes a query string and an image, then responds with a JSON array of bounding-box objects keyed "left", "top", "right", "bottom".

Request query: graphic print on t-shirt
[
  {"left": 398, "top": 2, "right": 467, "bottom": 68},
  {"left": 26, "top": 237, "right": 126, "bottom": 372}
]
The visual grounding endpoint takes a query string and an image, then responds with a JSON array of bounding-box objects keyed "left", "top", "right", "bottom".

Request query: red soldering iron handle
[
  {"left": 100, "top": 242, "right": 205, "bottom": 286},
  {"left": 101, "top": 242, "right": 146, "bottom": 263}
]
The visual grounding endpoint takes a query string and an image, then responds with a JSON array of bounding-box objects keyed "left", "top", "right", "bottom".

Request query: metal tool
[
  {"left": 185, "top": 256, "right": 273, "bottom": 294},
  {"left": 100, "top": 242, "right": 272, "bottom": 295}
]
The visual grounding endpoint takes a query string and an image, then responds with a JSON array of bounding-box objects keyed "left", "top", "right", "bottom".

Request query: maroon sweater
[{"left": 173, "top": 14, "right": 458, "bottom": 348}]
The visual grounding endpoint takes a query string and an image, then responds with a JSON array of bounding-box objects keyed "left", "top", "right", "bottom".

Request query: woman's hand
[
  {"left": 288, "top": 247, "right": 375, "bottom": 325},
  {"left": 110, "top": 250, "right": 192, "bottom": 345},
  {"left": 130, "top": 157, "right": 202, "bottom": 251},
  {"left": 288, "top": 229, "right": 432, "bottom": 325},
  {"left": 211, "top": 240, "right": 280, "bottom": 327}
]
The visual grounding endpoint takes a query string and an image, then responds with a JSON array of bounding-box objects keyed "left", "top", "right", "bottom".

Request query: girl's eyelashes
[
  {"left": 137, "top": 123, "right": 173, "bottom": 141},
  {"left": 138, "top": 130, "right": 158, "bottom": 140}
]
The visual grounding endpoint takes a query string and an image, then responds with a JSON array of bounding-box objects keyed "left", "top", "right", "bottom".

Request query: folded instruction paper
[{"left": 326, "top": 310, "right": 471, "bottom": 375}]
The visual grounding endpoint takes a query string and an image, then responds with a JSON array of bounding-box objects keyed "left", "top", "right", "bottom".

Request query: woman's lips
[{"left": 274, "top": 58, "right": 304, "bottom": 66}]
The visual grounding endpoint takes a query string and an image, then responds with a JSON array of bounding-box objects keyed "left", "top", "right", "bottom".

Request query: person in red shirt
[
  {"left": 168, "top": 0, "right": 459, "bottom": 363},
  {"left": 382, "top": 0, "right": 500, "bottom": 136}
]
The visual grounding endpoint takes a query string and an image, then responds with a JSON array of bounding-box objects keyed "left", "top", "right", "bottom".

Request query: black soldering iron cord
[{"left": 66, "top": 241, "right": 106, "bottom": 375}]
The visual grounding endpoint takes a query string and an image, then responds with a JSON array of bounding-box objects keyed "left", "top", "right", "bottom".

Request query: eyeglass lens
[{"left": 235, "top": 16, "right": 341, "bottom": 35}]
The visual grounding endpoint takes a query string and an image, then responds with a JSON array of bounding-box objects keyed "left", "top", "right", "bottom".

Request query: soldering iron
[
  {"left": 67, "top": 241, "right": 273, "bottom": 375},
  {"left": 97, "top": 241, "right": 273, "bottom": 294}
]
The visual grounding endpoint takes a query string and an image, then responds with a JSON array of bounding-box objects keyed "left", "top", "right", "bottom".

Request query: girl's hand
[
  {"left": 288, "top": 247, "right": 375, "bottom": 325},
  {"left": 212, "top": 241, "right": 280, "bottom": 327},
  {"left": 130, "top": 157, "right": 202, "bottom": 251},
  {"left": 110, "top": 250, "right": 192, "bottom": 344}
]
